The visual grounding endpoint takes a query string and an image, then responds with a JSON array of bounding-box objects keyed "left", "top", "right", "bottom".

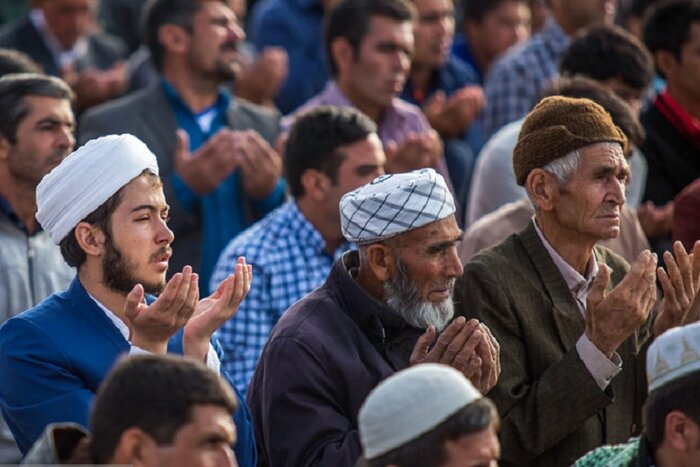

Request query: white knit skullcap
[
  {"left": 647, "top": 321, "right": 700, "bottom": 392},
  {"left": 36, "top": 134, "right": 159, "bottom": 244},
  {"left": 340, "top": 168, "right": 455, "bottom": 244},
  {"left": 358, "top": 363, "right": 481, "bottom": 460}
]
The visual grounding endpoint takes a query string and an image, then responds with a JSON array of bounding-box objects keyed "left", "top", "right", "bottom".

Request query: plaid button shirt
[
  {"left": 481, "top": 19, "right": 570, "bottom": 142},
  {"left": 210, "top": 201, "right": 351, "bottom": 394}
]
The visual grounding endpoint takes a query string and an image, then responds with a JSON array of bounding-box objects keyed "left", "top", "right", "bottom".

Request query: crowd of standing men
[{"left": 1, "top": 0, "right": 700, "bottom": 466}]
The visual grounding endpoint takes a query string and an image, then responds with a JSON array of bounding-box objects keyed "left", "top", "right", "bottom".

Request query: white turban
[
  {"left": 36, "top": 134, "right": 159, "bottom": 244},
  {"left": 358, "top": 364, "right": 482, "bottom": 460},
  {"left": 647, "top": 320, "right": 700, "bottom": 392},
  {"left": 339, "top": 168, "right": 455, "bottom": 244}
]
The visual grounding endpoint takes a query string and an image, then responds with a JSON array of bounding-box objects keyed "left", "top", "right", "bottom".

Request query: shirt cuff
[
  {"left": 576, "top": 334, "right": 622, "bottom": 390},
  {"left": 206, "top": 344, "right": 221, "bottom": 374},
  {"left": 128, "top": 345, "right": 151, "bottom": 356}
]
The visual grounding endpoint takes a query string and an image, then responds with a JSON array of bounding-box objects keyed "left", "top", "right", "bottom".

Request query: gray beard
[{"left": 383, "top": 259, "right": 454, "bottom": 330}]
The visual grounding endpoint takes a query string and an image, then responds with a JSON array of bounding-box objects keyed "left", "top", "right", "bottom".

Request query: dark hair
[
  {"left": 359, "top": 398, "right": 499, "bottom": 467},
  {"left": 284, "top": 106, "right": 378, "bottom": 197},
  {"left": 642, "top": 0, "right": 700, "bottom": 78},
  {"left": 644, "top": 371, "right": 700, "bottom": 450},
  {"left": 59, "top": 170, "right": 160, "bottom": 268},
  {"left": 463, "top": 0, "right": 527, "bottom": 22},
  {"left": 0, "top": 73, "right": 73, "bottom": 143},
  {"left": 0, "top": 48, "right": 42, "bottom": 77},
  {"left": 560, "top": 25, "right": 654, "bottom": 90},
  {"left": 543, "top": 77, "right": 646, "bottom": 147},
  {"left": 90, "top": 354, "right": 238, "bottom": 463},
  {"left": 142, "top": 0, "right": 226, "bottom": 72},
  {"left": 324, "top": 0, "right": 414, "bottom": 77}
]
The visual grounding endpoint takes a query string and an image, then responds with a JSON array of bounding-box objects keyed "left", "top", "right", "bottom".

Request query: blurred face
[
  {"left": 441, "top": 425, "right": 501, "bottom": 467},
  {"left": 186, "top": 1, "right": 246, "bottom": 82},
  {"left": 384, "top": 216, "right": 463, "bottom": 330},
  {"left": 600, "top": 77, "right": 644, "bottom": 116},
  {"left": 466, "top": 1, "right": 531, "bottom": 68},
  {"left": 102, "top": 175, "right": 173, "bottom": 295},
  {"left": 325, "top": 133, "right": 386, "bottom": 221},
  {"left": 154, "top": 405, "right": 238, "bottom": 467},
  {"left": 550, "top": 143, "right": 629, "bottom": 242},
  {"left": 344, "top": 15, "right": 414, "bottom": 112},
  {"left": 40, "top": 0, "right": 96, "bottom": 49},
  {"left": 663, "top": 22, "right": 700, "bottom": 108},
  {"left": 413, "top": 0, "right": 455, "bottom": 68},
  {"left": 2, "top": 96, "right": 74, "bottom": 187}
]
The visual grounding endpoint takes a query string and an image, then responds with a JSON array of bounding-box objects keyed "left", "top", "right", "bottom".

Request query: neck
[
  {"left": 409, "top": 63, "right": 434, "bottom": 95},
  {"left": 336, "top": 78, "right": 385, "bottom": 123},
  {"left": 0, "top": 175, "right": 40, "bottom": 234},
  {"left": 535, "top": 214, "right": 595, "bottom": 275},
  {"left": 162, "top": 66, "right": 221, "bottom": 113},
  {"left": 654, "top": 442, "right": 685, "bottom": 467},
  {"left": 296, "top": 197, "right": 344, "bottom": 255},
  {"left": 550, "top": 11, "right": 581, "bottom": 36},
  {"left": 667, "top": 85, "right": 700, "bottom": 120},
  {"left": 464, "top": 31, "right": 490, "bottom": 74},
  {"left": 357, "top": 264, "right": 385, "bottom": 302},
  {"left": 78, "top": 265, "right": 130, "bottom": 328}
]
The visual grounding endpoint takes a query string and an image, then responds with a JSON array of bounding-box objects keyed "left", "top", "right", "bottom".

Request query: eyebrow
[
  {"left": 130, "top": 204, "right": 170, "bottom": 213},
  {"left": 426, "top": 232, "right": 464, "bottom": 253},
  {"left": 35, "top": 116, "right": 74, "bottom": 127}
]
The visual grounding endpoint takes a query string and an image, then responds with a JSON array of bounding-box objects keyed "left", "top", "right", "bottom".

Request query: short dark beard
[
  {"left": 383, "top": 257, "right": 454, "bottom": 330},
  {"left": 102, "top": 233, "right": 166, "bottom": 295}
]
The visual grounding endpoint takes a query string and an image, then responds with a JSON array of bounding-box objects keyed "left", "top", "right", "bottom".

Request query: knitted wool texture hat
[{"left": 512, "top": 96, "right": 628, "bottom": 186}]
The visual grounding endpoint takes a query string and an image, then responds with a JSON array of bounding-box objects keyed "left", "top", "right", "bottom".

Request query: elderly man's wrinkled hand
[
  {"left": 125, "top": 266, "right": 199, "bottom": 355},
  {"left": 654, "top": 240, "right": 700, "bottom": 336},
  {"left": 410, "top": 317, "right": 498, "bottom": 393},
  {"left": 585, "top": 251, "right": 657, "bottom": 358}
]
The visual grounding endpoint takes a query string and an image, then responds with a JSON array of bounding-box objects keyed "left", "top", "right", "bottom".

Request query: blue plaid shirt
[
  {"left": 481, "top": 19, "right": 570, "bottom": 143},
  {"left": 210, "top": 201, "right": 351, "bottom": 393}
]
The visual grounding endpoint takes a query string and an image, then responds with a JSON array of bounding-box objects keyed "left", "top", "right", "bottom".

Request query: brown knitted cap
[{"left": 512, "top": 96, "right": 627, "bottom": 186}]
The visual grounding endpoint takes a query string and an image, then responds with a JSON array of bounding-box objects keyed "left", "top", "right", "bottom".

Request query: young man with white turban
[
  {"left": 357, "top": 364, "right": 500, "bottom": 467},
  {"left": 0, "top": 134, "right": 257, "bottom": 466},
  {"left": 248, "top": 168, "right": 500, "bottom": 467}
]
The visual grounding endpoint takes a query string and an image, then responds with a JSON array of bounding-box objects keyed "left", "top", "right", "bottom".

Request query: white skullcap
[
  {"left": 358, "top": 364, "right": 481, "bottom": 460},
  {"left": 647, "top": 321, "right": 700, "bottom": 392},
  {"left": 340, "top": 168, "right": 455, "bottom": 244},
  {"left": 36, "top": 134, "right": 159, "bottom": 244}
]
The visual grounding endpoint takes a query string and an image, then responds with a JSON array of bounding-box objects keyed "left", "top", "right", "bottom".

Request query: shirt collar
[
  {"left": 86, "top": 292, "right": 131, "bottom": 343},
  {"left": 290, "top": 200, "right": 351, "bottom": 260},
  {"left": 533, "top": 219, "right": 599, "bottom": 300},
  {"left": 0, "top": 194, "right": 35, "bottom": 235},
  {"left": 540, "top": 17, "right": 571, "bottom": 57},
  {"left": 29, "top": 8, "right": 88, "bottom": 69},
  {"left": 160, "top": 78, "right": 231, "bottom": 117},
  {"left": 322, "top": 81, "right": 408, "bottom": 134}
]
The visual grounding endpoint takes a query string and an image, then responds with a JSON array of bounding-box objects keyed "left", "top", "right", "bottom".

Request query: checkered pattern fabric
[
  {"left": 481, "top": 19, "right": 570, "bottom": 142},
  {"left": 210, "top": 201, "right": 350, "bottom": 394},
  {"left": 340, "top": 169, "right": 455, "bottom": 244}
]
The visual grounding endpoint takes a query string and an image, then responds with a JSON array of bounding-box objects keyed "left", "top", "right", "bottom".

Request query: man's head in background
[
  {"left": 357, "top": 363, "right": 500, "bottom": 467},
  {"left": 90, "top": 354, "right": 239, "bottom": 467},
  {"left": 560, "top": 24, "right": 654, "bottom": 115}
]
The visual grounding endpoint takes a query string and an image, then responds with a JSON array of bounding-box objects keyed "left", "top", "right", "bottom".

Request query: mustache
[
  {"left": 150, "top": 246, "right": 172, "bottom": 262},
  {"left": 220, "top": 41, "right": 239, "bottom": 52}
]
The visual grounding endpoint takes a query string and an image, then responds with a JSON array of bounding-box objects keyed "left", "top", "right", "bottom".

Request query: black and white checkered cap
[{"left": 339, "top": 168, "right": 455, "bottom": 244}]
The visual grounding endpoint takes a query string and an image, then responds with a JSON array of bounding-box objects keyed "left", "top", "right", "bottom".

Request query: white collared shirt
[
  {"left": 87, "top": 293, "right": 220, "bottom": 374},
  {"left": 28, "top": 8, "right": 88, "bottom": 70},
  {"left": 533, "top": 220, "right": 622, "bottom": 390}
]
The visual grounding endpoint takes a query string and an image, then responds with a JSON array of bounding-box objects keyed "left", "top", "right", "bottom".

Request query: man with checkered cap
[
  {"left": 248, "top": 168, "right": 500, "bottom": 467},
  {"left": 455, "top": 95, "right": 700, "bottom": 466}
]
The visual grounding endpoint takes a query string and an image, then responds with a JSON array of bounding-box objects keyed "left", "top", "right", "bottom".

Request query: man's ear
[
  {"left": 363, "top": 243, "right": 398, "bottom": 282},
  {"left": 158, "top": 23, "right": 190, "bottom": 55},
  {"left": 330, "top": 37, "right": 354, "bottom": 77},
  {"left": 655, "top": 50, "right": 678, "bottom": 81},
  {"left": 525, "top": 168, "right": 557, "bottom": 212},
  {"left": 109, "top": 427, "right": 159, "bottom": 467},
  {"left": 664, "top": 410, "right": 699, "bottom": 452},
  {"left": 300, "top": 169, "right": 331, "bottom": 203},
  {"left": 74, "top": 222, "right": 107, "bottom": 258},
  {"left": 0, "top": 134, "right": 10, "bottom": 161}
]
